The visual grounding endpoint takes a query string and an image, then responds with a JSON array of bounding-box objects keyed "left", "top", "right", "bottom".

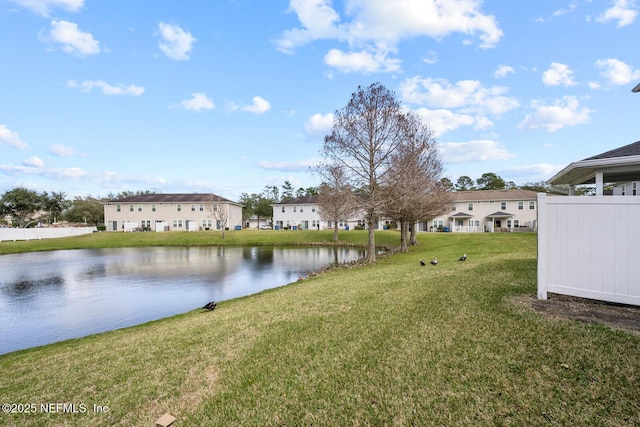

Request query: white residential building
[
  {"left": 420, "top": 189, "right": 542, "bottom": 232},
  {"left": 102, "top": 193, "right": 243, "bottom": 232},
  {"left": 272, "top": 190, "right": 543, "bottom": 232}
]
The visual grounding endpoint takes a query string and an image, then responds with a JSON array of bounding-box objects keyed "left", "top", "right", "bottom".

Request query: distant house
[
  {"left": 272, "top": 196, "right": 368, "bottom": 230},
  {"left": 539, "top": 140, "right": 640, "bottom": 306},
  {"left": 102, "top": 193, "right": 243, "bottom": 232},
  {"left": 426, "top": 189, "right": 541, "bottom": 232}
]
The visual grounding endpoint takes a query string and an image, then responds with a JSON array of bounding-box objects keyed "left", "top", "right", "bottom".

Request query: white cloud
[
  {"left": 0, "top": 125, "right": 29, "bottom": 149},
  {"left": 542, "top": 62, "right": 577, "bottom": 86},
  {"left": 413, "top": 108, "right": 490, "bottom": 136},
  {"left": 517, "top": 96, "right": 594, "bottom": 132},
  {"left": 67, "top": 80, "right": 144, "bottom": 96},
  {"left": 440, "top": 140, "right": 515, "bottom": 163},
  {"left": 399, "top": 76, "right": 519, "bottom": 115},
  {"left": 9, "top": 0, "right": 83, "bottom": 17},
  {"left": 304, "top": 113, "right": 333, "bottom": 136},
  {"left": 46, "top": 20, "right": 101, "bottom": 57},
  {"left": 239, "top": 96, "right": 271, "bottom": 114},
  {"left": 256, "top": 159, "right": 318, "bottom": 172},
  {"left": 596, "top": 0, "right": 638, "bottom": 27},
  {"left": 324, "top": 48, "right": 401, "bottom": 73},
  {"left": 501, "top": 163, "right": 566, "bottom": 182},
  {"left": 276, "top": 0, "right": 503, "bottom": 73},
  {"left": 23, "top": 156, "right": 44, "bottom": 168},
  {"left": 158, "top": 22, "right": 196, "bottom": 61},
  {"left": 555, "top": 3, "right": 578, "bottom": 16},
  {"left": 596, "top": 58, "right": 640, "bottom": 85},
  {"left": 48, "top": 143, "right": 76, "bottom": 156},
  {"left": 180, "top": 93, "right": 215, "bottom": 111},
  {"left": 494, "top": 64, "right": 514, "bottom": 78},
  {"left": 0, "top": 164, "right": 88, "bottom": 179}
]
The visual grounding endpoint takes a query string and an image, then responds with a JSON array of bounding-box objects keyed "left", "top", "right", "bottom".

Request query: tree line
[{"left": 0, "top": 188, "right": 154, "bottom": 228}]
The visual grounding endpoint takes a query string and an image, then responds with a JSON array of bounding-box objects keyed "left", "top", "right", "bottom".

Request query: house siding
[
  {"left": 103, "top": 194, "right": 243, "bottom": 232},
  {"left": 425, "top": 189, "right": 541, "bottom": 232}
]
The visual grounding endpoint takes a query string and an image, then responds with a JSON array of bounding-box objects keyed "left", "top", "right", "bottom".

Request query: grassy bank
[
  {"left": 0, "top": 229, "right": 399, "bottom": 255},
  {"left": 1, "top": 233, "right": 639, "bottom": 426}
]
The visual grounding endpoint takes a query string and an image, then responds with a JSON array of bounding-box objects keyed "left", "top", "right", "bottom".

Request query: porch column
[
  {"left": 569, "top": 185, "right": 575, "bottom": 196},
  {"left": 595, "top": 171, "right": 604, "bottom": 195}
]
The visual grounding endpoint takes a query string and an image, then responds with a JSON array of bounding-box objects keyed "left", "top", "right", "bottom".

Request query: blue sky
[{"left": 1, "top": 0, "right": 639, "bottom": 201}]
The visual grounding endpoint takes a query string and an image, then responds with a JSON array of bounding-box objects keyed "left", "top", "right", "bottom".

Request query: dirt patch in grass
[{"left": 512, "top": 293, "right": 640, "bottom": 336}]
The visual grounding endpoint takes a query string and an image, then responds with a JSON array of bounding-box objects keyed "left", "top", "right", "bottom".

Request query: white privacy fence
[
  {"left": 0, "top": 227, "right": 97, "bottom": 242},
  {"left": 537, "top": 193, "right": 640, "bottom": 306}
]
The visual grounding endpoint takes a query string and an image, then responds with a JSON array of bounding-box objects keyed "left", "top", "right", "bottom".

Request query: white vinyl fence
[
  {"left": 0, "top": 227, "right": 97, "bottom": 242},
  {"left": 537, "top": 193, "right": 640, "bottom": 306}
]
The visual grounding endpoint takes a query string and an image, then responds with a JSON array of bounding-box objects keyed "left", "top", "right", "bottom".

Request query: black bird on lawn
[
  {"left": 420, "top": 259, "right": 426, "bottom": 266},
  {"left": 459, "top": 254, "right": 467, "bottom": 261},
  {"left": 203, "top": 301, "right": 217, "bottom": 311},
  {"left": 430, "top": 258, "right": 438, "bottom": 266}
]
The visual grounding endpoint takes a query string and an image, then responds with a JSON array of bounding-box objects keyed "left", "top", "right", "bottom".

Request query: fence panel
[
  {"left": 0, "top": 227, "right": 97, "bottom": 242},
  {"left": 537, "top": 193, "right": 640, "bottom": 306}
]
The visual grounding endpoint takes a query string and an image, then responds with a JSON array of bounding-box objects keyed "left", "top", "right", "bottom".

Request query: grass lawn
[
  {"left": 0, "top": 229, "right": 399, "bottom": 255},
  {"left": 1, "top": 232, "right": 639, "bottom": 426}
]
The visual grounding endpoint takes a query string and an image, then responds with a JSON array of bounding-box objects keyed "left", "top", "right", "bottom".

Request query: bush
[{"left": 96, "top": 225, "right": 106, "bottom": 231}]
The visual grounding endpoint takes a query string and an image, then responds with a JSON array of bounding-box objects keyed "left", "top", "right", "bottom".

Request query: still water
[{"left": 0, "top": 246, "right": 365, "bottom": 355}]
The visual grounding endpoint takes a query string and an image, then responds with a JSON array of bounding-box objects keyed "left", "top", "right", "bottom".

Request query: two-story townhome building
[
  {"left": 272, "top": 196, "right": 368, "bottom": 230},
  {"left": 426, "top": 189, "right": 541, "bottom": 232},
  {"left": 273, "top": 190, "right": 543, "bottom": 233},
  {"left": 103, "top": 193, "right": 243, "bottom": 232}
]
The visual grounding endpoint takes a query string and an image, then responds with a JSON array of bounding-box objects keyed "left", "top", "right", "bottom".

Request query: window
[
  {"left": 517, "top": 201, "right": 524, "bottom": 210},
  {"left": 137, "top": 204, "right": 143, "bottom": 212},
  {"left": 507, "top": 220, "right": 512, "bottom": 228},
  {"left": 451, "top": 204, "right": 456, "bottom": 211},
  {"left": 152, "top": 204, "right": 157, "bottom": 212},
  {"left": 312, "top": 206, "right": 316, "bottom": 212},
  {"left": 172, "top": 219, "right": 183, "bottom": 228},
  {"left": 116, "top": 204, "right": 121, "bottom": 212},
  {"left": 293, "top": 206, "right": 297, "bottom": 212},
  {"left": 514, "top": 219, "right": 520, "bottom": 228},
  {"left": 467, "top": 203, "right": 473, "bottom": 211},
  {"left": 199, "top": 204, "right": 204, "bottom": 212},
  {"left": 129, "top": 204, "right": 134, "bottom": 212},
  {"left": 622, "top": 184, "right": 626, "bottom": 196},
  {"left": 176, "top": 204, "right": 182, "bottom": 212},
  {"left": 281, "top": 206, "right": 285, "bottom": 213},
  {"left": 634, "top": 182, "right": 638, "bottom": 196},
  {"left": 300, "top": 206, "right": 304, "bottom": 213},
  {"left": 202, "top": 219, "right": 212, "bottom": 229},
  {"left": 529, "top": 201, "right": 535, "bottom": 210},
  {"left": 191, "top": 204, "right": 196, "bottom": 212},
  {"left": 501, "top": 202, "right": 507, "bottom": 210}
]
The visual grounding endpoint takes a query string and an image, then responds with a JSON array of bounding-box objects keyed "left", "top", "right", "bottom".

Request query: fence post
[{"left": 537, "top": 193, "right": 547, "bottom": 300}]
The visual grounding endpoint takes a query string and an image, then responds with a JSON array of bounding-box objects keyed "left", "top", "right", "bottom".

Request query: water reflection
[{"left": 0, "top": 246, "right": 364, "bottom": 354}]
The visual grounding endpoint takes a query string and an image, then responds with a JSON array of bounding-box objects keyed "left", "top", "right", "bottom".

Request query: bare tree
[
  {"left": 384, "top": 113, "right": 451, "bottom": 252},
  {"left": 321, "top": 83, "right": 406, "bottom": 263},
  {"left": 316, "top": 164, "right": 355, "bottom": 241},
  {"left": 205, "top": 194, "right": 230, "bottom": 239}
]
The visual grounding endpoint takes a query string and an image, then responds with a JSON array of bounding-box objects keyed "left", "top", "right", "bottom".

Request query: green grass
[
  {"left": 1, "top": 233, "right": 639, "bottom": 426},
  {"left": 0, "top": 229, "right": 399, "bottom": 255}
]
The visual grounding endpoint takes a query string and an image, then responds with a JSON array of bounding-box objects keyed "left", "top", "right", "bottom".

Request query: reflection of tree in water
[
  {"left": 241, "top": 247, "right": 274, "bottom": 269},
  {"left": 3, "top": 275, "right": 64, "bottom": 298}
]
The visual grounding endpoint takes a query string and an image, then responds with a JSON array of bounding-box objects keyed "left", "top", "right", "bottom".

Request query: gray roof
[
  {"left": 486, "top": 211, "right": 515, "bottom": 218},
  {"left": 273, "top": 196, "right": 319, "bottom": 205},
  {"left": 106, "top": 193, "right": 238, "bottom": 204},
  {"left": 583, "top": 140, "right": 640, "bottom": 161},
  {"left": 450, "top": 212, "right": 473, "bottom": 218},
  {"left": 452, "top": 189, "right": 540, "bottom": 202},
  {"left": 548, "top": 140, "right": 640, "bottom": 186}
]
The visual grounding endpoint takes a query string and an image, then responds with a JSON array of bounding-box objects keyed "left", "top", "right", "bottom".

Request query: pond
[{"left": 0, "top": 246, "right": 365, "bottom": 355}]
